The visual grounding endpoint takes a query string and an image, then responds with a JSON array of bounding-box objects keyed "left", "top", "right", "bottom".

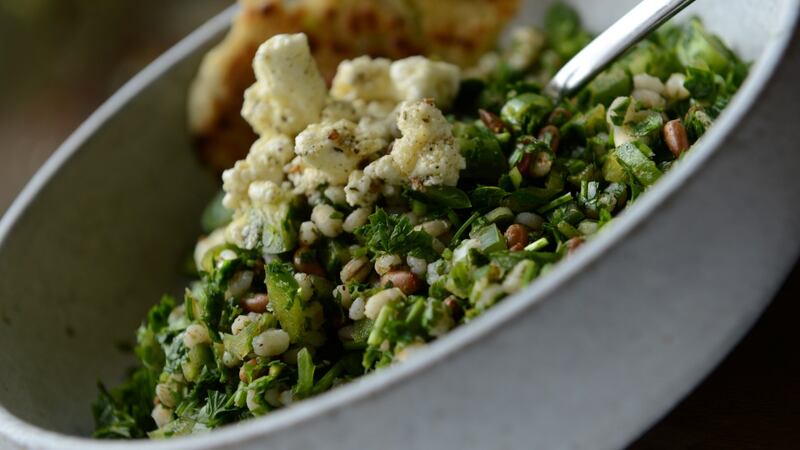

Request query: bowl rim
[{"left": 1, "top": 1, "right": 798, "bottom": 448}]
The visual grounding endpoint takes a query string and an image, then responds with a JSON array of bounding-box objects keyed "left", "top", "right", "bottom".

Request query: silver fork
[{"left": 544, "top": 0, "right": 696, "bottom": 101}]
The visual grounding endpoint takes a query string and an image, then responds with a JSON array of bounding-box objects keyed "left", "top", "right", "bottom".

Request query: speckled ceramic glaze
[{"left": 1, "top": 1, "right": 799, "bottom": 449}]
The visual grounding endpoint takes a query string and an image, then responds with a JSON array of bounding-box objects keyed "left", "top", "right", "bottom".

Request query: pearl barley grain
[
  {"left": 365, "top": 288, "right": 403, "bottom": 320},
  {"left": 151, "top": 404, "right": 173, "bottom": 428},
  {"left": 183, "top": 324, "right": 210, "bottom": 348},
  {"left": 343, "top": 207, "right": 370, "bottom": 233},
  {"left": 231, "top": 315, "right": 253, "bottom": 335},
  {"left": 252, "top": 329, "right": 290, "bottom": 357},
  {"left": 311, "top": 204, "right": 343, "bottom": 237}
]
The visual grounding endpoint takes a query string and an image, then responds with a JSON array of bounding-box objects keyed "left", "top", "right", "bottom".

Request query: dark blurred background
[
  {"left": 0, "top": 2, "right": 796, "bottom": 448},
  {"left": 0, "top": 0, "right": 228, "bottom": 211}
]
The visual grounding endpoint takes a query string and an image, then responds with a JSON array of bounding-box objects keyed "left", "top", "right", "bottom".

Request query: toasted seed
[
  {"left": 504, "top": 224, "right": 529, "bottom": 249},
  {"left": 529, "top": 151, "right": 553, "bottom": 177},
  {"left": 444, "top": 296, "right": 464, "bottom": 321},
  {"left": 239, "top": 359, "right": 259, "bottom": 383},
  {"left": 478, "top": 108, "right": 507, "bottom": 133},
  {"left": 663, "top": 119, "right": 690, "bottom": 157},
  {"left": 538, "top": 125, "right": 561, "bottom": 153},
  {"left": 548, "top": 106, "right": 572, "bottom": 125},
  {"left": 567, "top": 237, "right": 585, "bottom": 255},
  {"left": 242, "top": 293, "right": 269, "bottom": 314},
  {"left": 381, "top": 270, "right": 421, "bottom": 295},
  {"left": 517, "top": 152, "right": 532, "bottom": 174},
  {"left": 293, "top": 246, "right": 325, "bottom": 277}
]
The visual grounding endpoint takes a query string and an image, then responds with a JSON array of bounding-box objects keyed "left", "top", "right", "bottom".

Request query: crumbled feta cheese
[
  {"left": 357, "top": 113, "right": 398, "bottom": 144},
  {"left": 241, "top": 34, "right": 327, "bottom": 136},
  {"left": 294, "top": 119, "right": 388, "bottom": 186},
  {"left": 389, "top": 100, "right": 465, "bottom": 186},
  {"left": 364, "top": 155, "right": 406, "bottom": 185},
  {"left": 222, "top": 134, "right": 294, "bottom": 211},
  {"left": 321, "top": 99, "right": 360, "bottom": 123},
  {"left": 352, "top": 99, "right": 398, "bottom": 121},
  {"left": 331, "top": 56, "right": 396, "bottom": 103},
  {"left": 332, "top": 55, "right": 461, "bottom": 109},
  {"left": 247, "top": 180, "right": 289, "bottom": 209},
  {"left": 344, "top": 169, "right": 380, "bottom": 208},
  {"left": 344, "top": 101, "right": 465, "bottom": 200},
  {"left": 389, "top": 56, "right": 461, "bottom": 108},
  {"left": 285, "top": 156, "right": 330, "bottom": 196}
]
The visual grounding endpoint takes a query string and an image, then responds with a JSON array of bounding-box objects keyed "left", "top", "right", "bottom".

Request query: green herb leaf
[
  {"left": 614, "top": 142, "right": 663, "bottom": 186},
  {"left": 410, "top": 185, "right": 472, "bottom": 209},
  {"left": 505, "top": 187, "right": 560, "bottom": 212},
  {"left": 294, "top": 348, "right": 316, "bottom": 398},
  {"left": 454, "top": 122, "right": 508, "bottom": 183},
  {"left": 683, "top": 66, "right": 719, "bottom": 101},
  {"left": 266, "top": 262, "right": 305, "bottom": 343},
  {"left": 500, "top": 93, "right": 553, "bottom": 134},
  {"left": 355, "top": 209, "right": 438, "bottom": 261},
  {"left": 93, "top": 367, "right": 158, "bottom": 439}
]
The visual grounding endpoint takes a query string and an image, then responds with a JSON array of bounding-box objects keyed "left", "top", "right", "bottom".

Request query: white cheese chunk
[{"left": 241, "top": 33, "right": 327, "bottom": 136}]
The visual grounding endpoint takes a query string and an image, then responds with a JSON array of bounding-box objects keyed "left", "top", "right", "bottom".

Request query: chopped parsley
[{"left": 94, "top": 3, "right": 747, "bottom": 439}]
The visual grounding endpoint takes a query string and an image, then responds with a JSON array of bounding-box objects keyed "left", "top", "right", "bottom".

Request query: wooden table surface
[{"left": 629, "top": 265, "right": 800, "bottom": 450}]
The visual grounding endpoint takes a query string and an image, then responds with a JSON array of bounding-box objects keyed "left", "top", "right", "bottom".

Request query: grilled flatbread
[{"left": 188, "top": 0, "right": 520, "bottom": 173}]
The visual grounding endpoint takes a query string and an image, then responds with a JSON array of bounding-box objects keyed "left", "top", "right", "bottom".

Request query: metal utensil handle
[{"left": 544, "top": 0, "right": 696, "bottom": 100}]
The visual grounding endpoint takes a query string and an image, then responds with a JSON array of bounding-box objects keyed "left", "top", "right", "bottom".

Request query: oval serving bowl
[{"left": 1, "top": 1, "right": 799, "bottom": 449}]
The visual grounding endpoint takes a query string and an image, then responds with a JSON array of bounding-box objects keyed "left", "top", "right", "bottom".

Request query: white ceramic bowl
[{"left": 1, "top": 1, "right": 799, "bottom": 449}]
